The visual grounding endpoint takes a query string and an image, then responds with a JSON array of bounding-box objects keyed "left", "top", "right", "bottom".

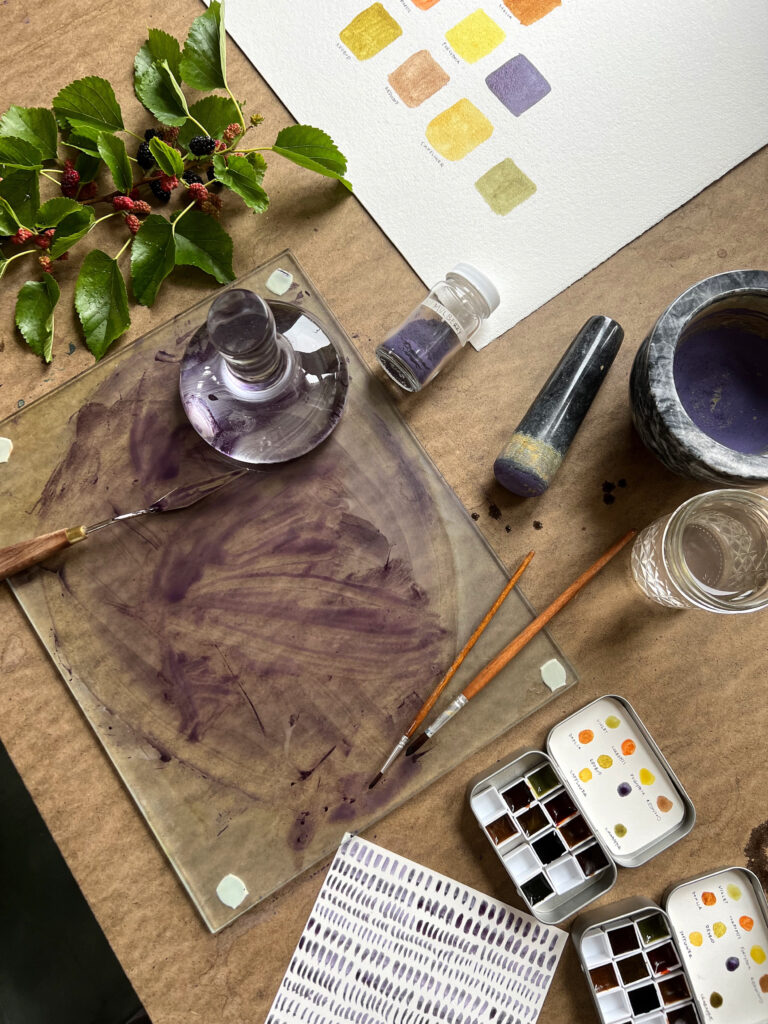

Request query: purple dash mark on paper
[{"left": 485, "top": 54, "right": 551, "bottom": 117}]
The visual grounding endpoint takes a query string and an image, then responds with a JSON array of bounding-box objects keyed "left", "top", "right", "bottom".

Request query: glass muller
[
  {"left": 375, "top": 264, "right": 500, "bottom": 392},
  {"left": 179, "top": 289, "right": 349, "bottom": 466}
]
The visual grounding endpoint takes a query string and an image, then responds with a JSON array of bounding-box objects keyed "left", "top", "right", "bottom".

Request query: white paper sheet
[
  {"left": 224, "top": 0, "right": 768, "bottom": 348},
  {"left": 266, "top": 835, "right": 567, "bottom": 1023}
]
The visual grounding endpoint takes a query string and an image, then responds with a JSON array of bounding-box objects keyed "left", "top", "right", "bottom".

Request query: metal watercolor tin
[
  {"left": 467, "top": 695, "right": 695, "bottom": 924},
  {"left": 572, "top": 866, "right": 768, "bottom": 1024}
]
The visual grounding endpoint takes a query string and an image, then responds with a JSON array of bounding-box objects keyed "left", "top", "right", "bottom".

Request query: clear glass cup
[{"left": 631, "top": 489, "right": 768, "bottom": 613}]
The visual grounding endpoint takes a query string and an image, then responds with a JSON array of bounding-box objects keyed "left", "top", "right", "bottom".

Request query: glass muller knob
[{"left": 179, "top": 289, "right": 349, "bottom": 465}]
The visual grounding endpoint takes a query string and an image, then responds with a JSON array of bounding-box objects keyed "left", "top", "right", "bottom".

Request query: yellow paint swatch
[
  {"left": 426, "top": 99, "right": 493, "bottom": 161},
  {"left": 639, "top": 768, "right": 655, "bottom": 785},
  {"left": 579, "top": 767, "right": 592, "bottom": 782},
  {"left": 690, "top": 931, "right": 703, "bottom": 946},
  {"left": 445, "top": 10, "right": 505, "bottom": 64},
  {"left": 475, "top": 158, "right": 536, "bottom": 215},
  {"left": 752, "top": 946, "right": 767, "bottom": 964},
  {"left": 597, "top": 754, "right": 613, "bottom": 769},
  {"left": 713, "top": 922, "right": 727, "bottom": 938},
  {"left": 340, "top": 4, "right": 402, "bottom": 60}
]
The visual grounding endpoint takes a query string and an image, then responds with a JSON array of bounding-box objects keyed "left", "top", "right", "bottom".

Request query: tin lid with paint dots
[{"left": 664, "top": 867, "right": 768, "bottom": 1024}]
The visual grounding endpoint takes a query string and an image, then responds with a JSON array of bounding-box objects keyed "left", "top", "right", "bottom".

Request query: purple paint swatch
[
  {"left": 673, "top": 325, "right": 768, "bottom": 454},
  {"left": 485, "top": 54, "right": 551, "bottom": 117}
]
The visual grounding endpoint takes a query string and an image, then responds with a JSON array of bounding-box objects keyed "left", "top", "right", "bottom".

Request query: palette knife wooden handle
[{"left": 0, "top": 525, "right": 87, "bottom": 581}]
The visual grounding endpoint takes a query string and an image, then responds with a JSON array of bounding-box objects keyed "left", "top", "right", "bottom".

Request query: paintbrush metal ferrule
[{"left": 368, "top": 734, "right": 409, "bottom": 788}]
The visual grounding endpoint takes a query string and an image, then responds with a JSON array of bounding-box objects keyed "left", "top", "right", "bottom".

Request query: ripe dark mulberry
[
  {"left": 182, "top": 170, "right": 203, "bottom": 185},
  {"left": 136, "top": 141, "right": 155, "bottom": 170},
  {"left": 149, "top": 179, "right": 171, "bottom": 203},
  {"left": 144, "top": 128, "right": 160, "bottom": 141},
  {"left": 61, "top": 160, "right": 80, "bottom": 197},
  {"left": 188, "top": 135, "right": 216, "bottom": 156}
]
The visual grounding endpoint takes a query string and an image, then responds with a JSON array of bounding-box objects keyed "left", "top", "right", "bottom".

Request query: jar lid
[{"left": 449, "top": 263, "right": 500, "bottom": 314}]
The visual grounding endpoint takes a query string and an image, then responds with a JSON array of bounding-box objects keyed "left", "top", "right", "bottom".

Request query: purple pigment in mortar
[
  {"left": 381, "top": 316, "right": 460, "bottom": 388},
  {"left": 673, "top": 326, "right": 768, "bottom": 453}
]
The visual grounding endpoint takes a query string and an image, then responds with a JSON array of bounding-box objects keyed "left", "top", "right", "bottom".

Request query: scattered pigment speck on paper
[
  {"left": 502, "top": 0, "right": 562, "bottom": 26},
  {"left": 388, "top": 50, "right": 450, "bottom": 107},
  {"left": 486, "top": 54, "right": 551, "bottom": 116},
  {"left": 445, "top": 9, "right": 505, "bottom": 63},
  {"left": 340, "top": 3, "right": 402, "bottom": 60},
  {"left": 475, "top": 158, "right": 536, "bottom": 214},
  {"left": 426, "top": 99, "right": 493, "bottom": 161}
]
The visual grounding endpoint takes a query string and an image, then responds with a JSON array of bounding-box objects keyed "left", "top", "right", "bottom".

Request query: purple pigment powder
[
  {"left": 381, "top": 316, "right": 460, "bottom": 387},
  {"left": 673, "top": 326, "right": 768, "bottom": 453}
]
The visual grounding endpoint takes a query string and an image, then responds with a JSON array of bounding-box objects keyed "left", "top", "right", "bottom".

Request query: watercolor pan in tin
[
  {"left": 467, "top": 695, "right": 694, "bottom": 923},
  {"left": 572, "top": 866, "right": 768, "bottom": 1024}
]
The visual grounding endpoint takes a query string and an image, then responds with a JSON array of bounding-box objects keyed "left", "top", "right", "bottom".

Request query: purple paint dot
[
  {"left": 726, "top": 956, "right": 739, "bottom": 971},
  {"left": 485, "top": 54, "right": 551, "bottom": 117},
  {"left": 617, "top": 782, "right": 632, "bottom": 797}
]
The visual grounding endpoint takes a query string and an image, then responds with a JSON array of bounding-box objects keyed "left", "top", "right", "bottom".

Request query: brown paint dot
[
  {"left": 759, "top": 974, "right": 768, "bottom": 992},
  {"left": 388, "top": 50, "right": 450, "bottom": 107},
  {"left": 657, "top": 795, "right": 673, "bottom": 813}
]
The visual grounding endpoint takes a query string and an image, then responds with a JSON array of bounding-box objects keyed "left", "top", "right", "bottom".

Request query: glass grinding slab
[{"left": 0, "top": 250, "right": 576, "bottom": 933}]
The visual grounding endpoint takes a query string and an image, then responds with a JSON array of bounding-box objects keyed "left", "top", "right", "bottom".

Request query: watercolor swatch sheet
[
  {"left": 223, "top": 0, "right": 768, "bottom": 347},
  {"left": 267, "top": 836, "right": 567, "bottom": 1023}
]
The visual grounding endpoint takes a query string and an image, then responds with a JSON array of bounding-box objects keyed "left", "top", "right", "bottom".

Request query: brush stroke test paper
[
  {"left": 223, "top": 0, "right": 768, "bottom": 348},
  {"left": 267, "top": 836, "right": 567, "bottom": 1023}
]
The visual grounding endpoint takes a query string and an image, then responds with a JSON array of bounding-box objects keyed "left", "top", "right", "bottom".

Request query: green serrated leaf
[
  {"left": 130, "top": 214, "right": 175, "bottom": 306},
  {"left": 0, "top": 169, "right": 39, "bottom": 227},
  {"left": 74, "top": 150, "right": 101, "bottom": 184},
  {"left": 0, "top": 107, "right": 58, "bottom": 161},
  {"left": 245, "top": 151, "right": 267, "bottom": 183},
  {"left": 149, "top": 136, "right": 184, "bottom": 177},
  {"left": 212, "top": 154, "right": 268, "bottom": 213},
  {"left": 271, "top": 125, "right": 351, "bottom": 190},
  {"left": 178, "top": 96, "right": 239, "bottom": 150},
  {"left": 97, "top": 132, "right": 133, "bottom": 194},
  {"left": 15, "top": 276, "right": 60, "bottom": 363},
  {"left": 134, "top": 36, "right": 190, "bottom": 128},
  {"left": 173, "top": 208, "right": 234, "bottom": 284},
  {"left": 50, "top": 206, "right": 94, "bottom": 259},
  {"left": 0, "top": 136, "right": 43, "bottom": 172},
  {"left": 180, "top": 0, "right": 226, "bottom": 91},
  {"left": 273, "top": 125, "right": 347, "bottom": 173},
  {"left": 34, "top": 198, "right": 83, "bottom": 229},
  {"left": 0, "top": 197, "right": 20, "bottom": 234},
  {"left": 53, "top": 76, "right": 124, "bottom": 134},
  {"left": 62, "top": 125, "right": 102, "bottom": 158},
  {"left": 74, "top": 249, "right": 131, "bottom": 359},
  {"left": 147, "top": 28, "right": 182, "bottom": 79}
]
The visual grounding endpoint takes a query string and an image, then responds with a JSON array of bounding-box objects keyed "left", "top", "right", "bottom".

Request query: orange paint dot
[
  {"left": 702, "top": 892, "right": 717, "bottom": 906},
  {"left": 621, "top": 739, "right": 636, "bottom": 756},
  {"left": 741, "top": 916, "right": 754, "bottom": 931},
  {"left": 759, "top": 974, "right": 768, "bottom": 993},
  {"left": 690, "top": 931, "right": 703, "bottom": 946},
  {"left": 579, "top": 729, "right": 594, "bottom": 744},
  {"left": 657, "top": 795, "right": 673, "bottom": 813}
]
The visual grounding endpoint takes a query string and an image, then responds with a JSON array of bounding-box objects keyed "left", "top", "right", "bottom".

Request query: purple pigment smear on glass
[
  {"left": 673, "top": 326, "right": 768, "bottom": 454},
  {"left": 485, "top": 54, "right": 551, "bottom": 117},
  {"left": 384, "top": 317, "right": 459, "bottom": 387}
]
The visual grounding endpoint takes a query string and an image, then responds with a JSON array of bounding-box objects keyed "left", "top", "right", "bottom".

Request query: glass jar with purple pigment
[{"left": 375, "top": 264, "right": 499, "bottom": 392}]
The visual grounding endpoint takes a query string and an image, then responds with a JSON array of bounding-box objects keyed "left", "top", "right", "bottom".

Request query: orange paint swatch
[
  {"left": 502, "top": 0, "right": 561, "bottom": 26},
  {"left": 741, "top": 916, "right": 755, "bottom": 931},
  {"left": 621, "top": 739, "right": 636, "bottom": 756},
  {"left": 411, "top": 0, "right": 441, "bottom": 7},
  {"left": 579, "top": 729, "right": 594, "bottom": 744},
  {"left": 702, "top": 891, "right": 717, "bottom": 906}
]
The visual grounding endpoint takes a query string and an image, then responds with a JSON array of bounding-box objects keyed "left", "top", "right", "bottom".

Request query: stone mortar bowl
[{"left": 630, "top": 270, "right": 768, "bottom": 486}]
